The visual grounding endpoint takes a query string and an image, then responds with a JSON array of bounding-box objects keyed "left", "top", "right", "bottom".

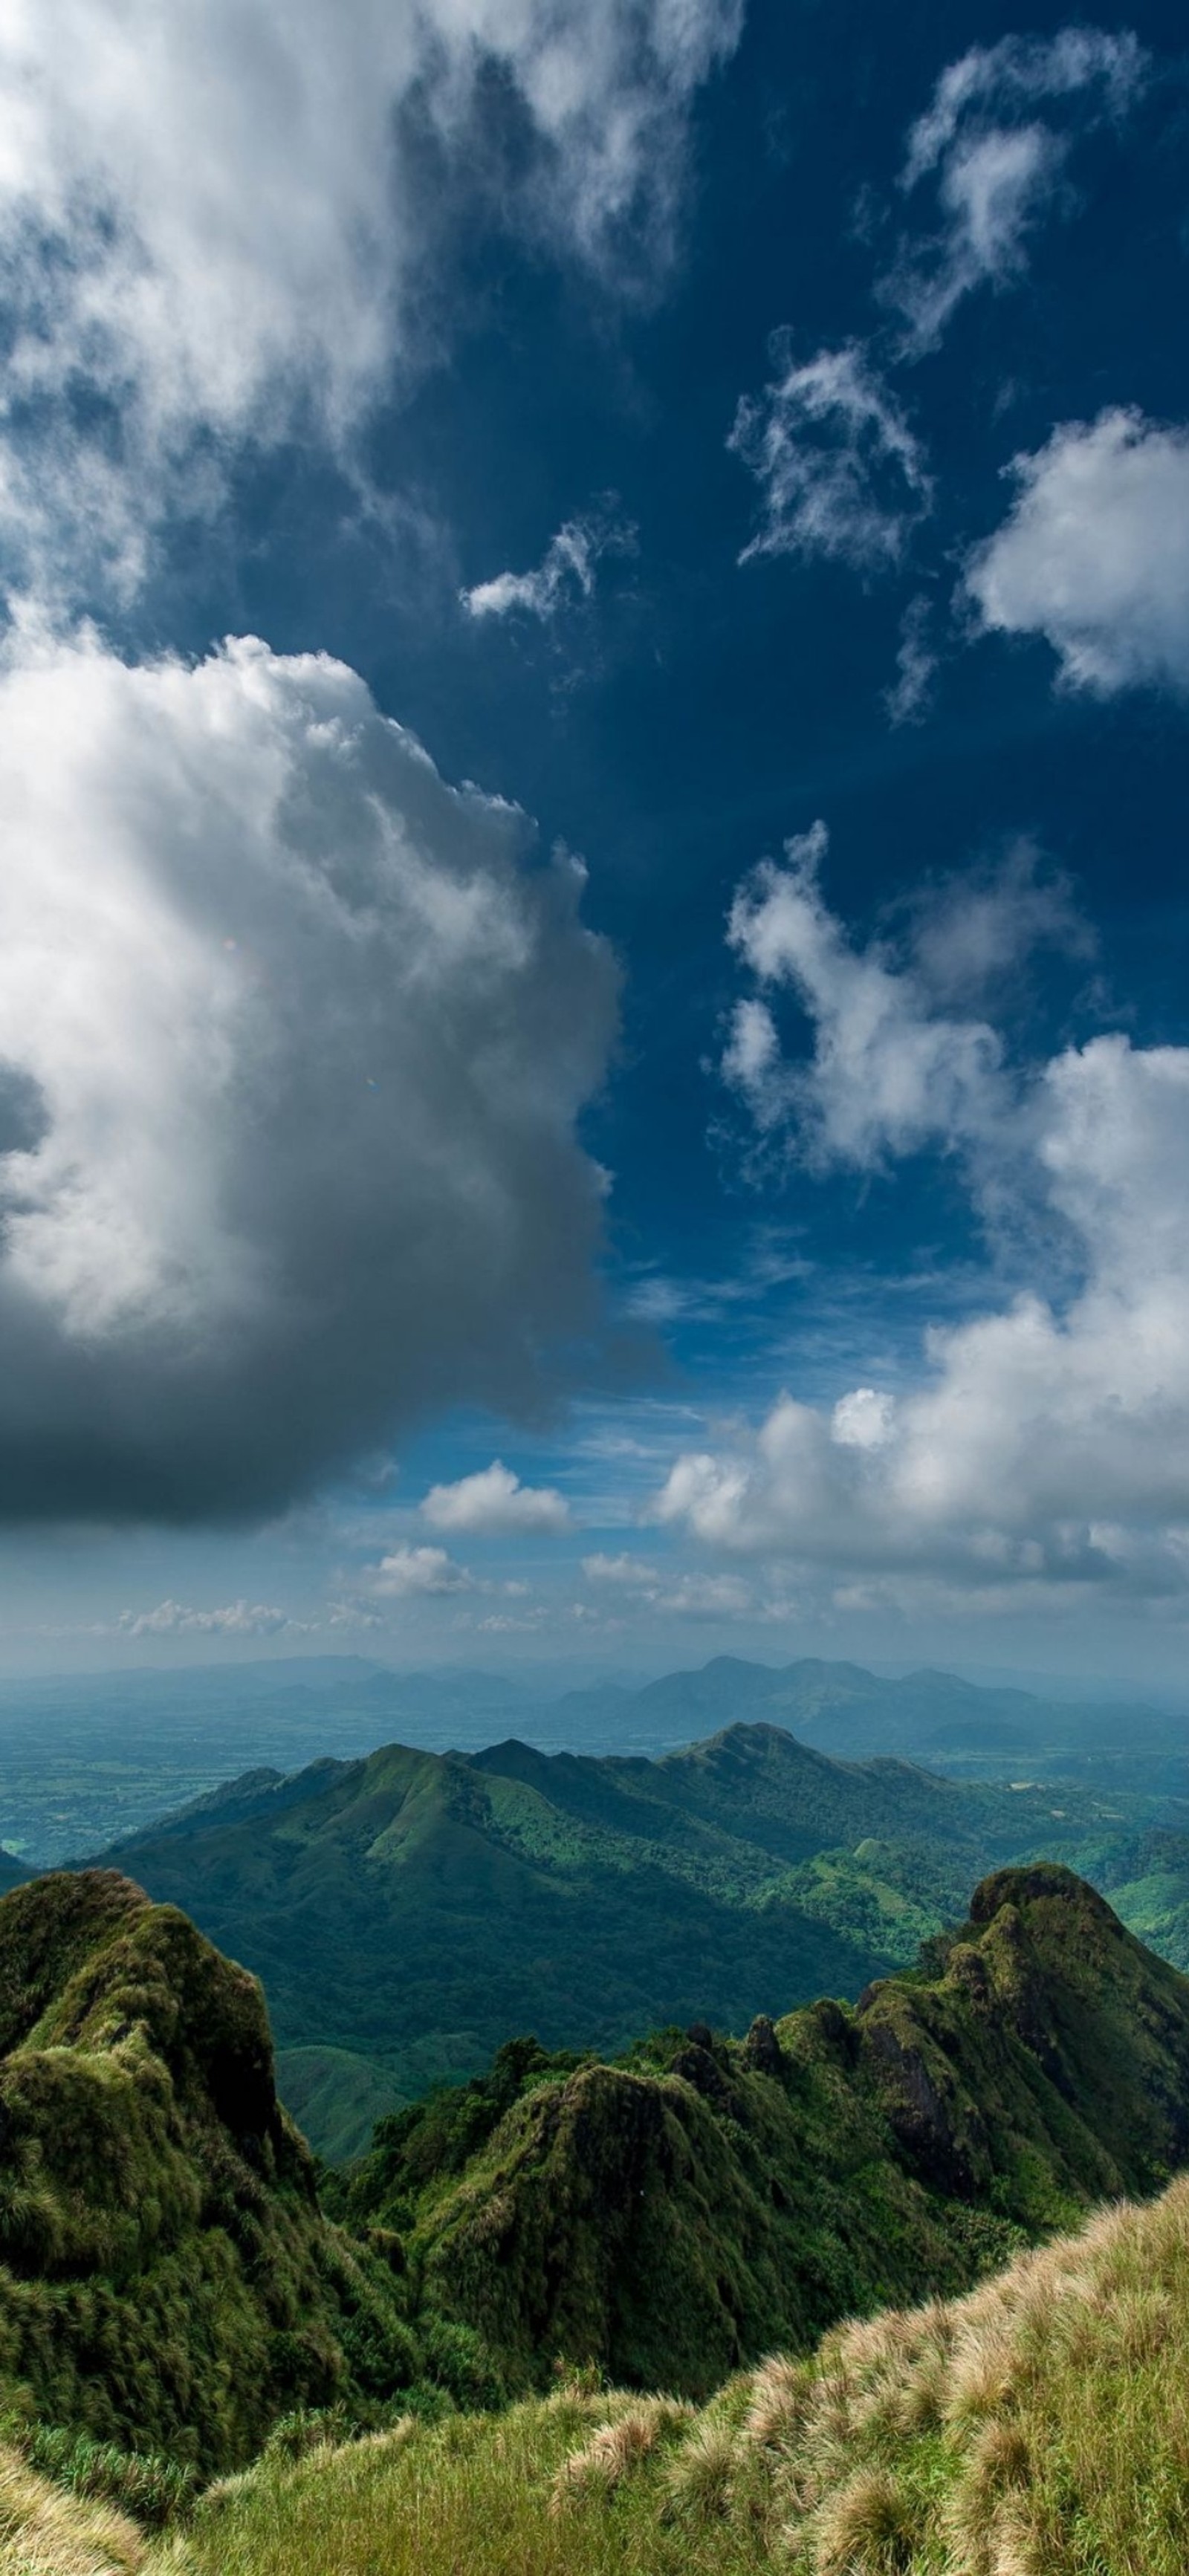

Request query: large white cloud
[
  {"left": 667, "top": 855, "right": 1189, "bottom": 1609},
  {"left": 0, "top": 0, "right": 743, "bottom": 594},
  {"left": 0, "top": 626, "right": 617, "bottom": 1519},
  {"left": 966, "top": 409, "right": 1189, "bottom": 694}
]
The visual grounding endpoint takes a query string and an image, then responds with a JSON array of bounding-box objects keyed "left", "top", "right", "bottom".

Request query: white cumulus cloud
[
  {"left": 0, "top": 626, "right": 615, "bottom": 1520},
  {"left": 421, "top": 1460, "right": 572, "bottom": 1535},
  {"left": 0, "top": 0, "right": 743, "bottom": 596},
  {"left": 722, "top": 821, "right": 1003, "bottom": 1161},
  {"left": 730, "top": 341, "right": 930, "bottom": 570},
  {"left": 369, "top": 1545, "right": 473, "bottom": 1597},
  {"left": 667, "top": 854, "right": 1189, "bottom": 1610},
  {"left": 966, "top": 409, "right": 1189, "bottom": 695}
]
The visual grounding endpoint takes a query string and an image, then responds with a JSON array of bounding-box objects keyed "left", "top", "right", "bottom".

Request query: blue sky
[{"left": 0, "top": 0, "right": 1188, "bottom": 1682}]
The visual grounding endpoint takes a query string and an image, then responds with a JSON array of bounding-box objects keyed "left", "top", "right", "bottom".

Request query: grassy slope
[
  {"left": 0, "top": 1872, "right": 418, "bottom": 2470},
  {"left": 95, "top": 1726, "right": 1118, "bottom": 2157},
  {"left": 346, "top": 1864, "right": 1189, "bottom": 2399},
  {"left": 87, "top": 2170, "right": 1189, "bottom": 2576}
]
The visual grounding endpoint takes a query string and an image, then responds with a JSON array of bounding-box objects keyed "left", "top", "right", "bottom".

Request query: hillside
[
  {"left": 0, "top": 1870, "right": 418, "bottom": 2468},
  {"left": 345, "top": 1863, "right": 1189, "bottom": 2398},
  {"left": 24, "top": 2170, "right": 1189, "bottom": 2576},
  {"left": 174, "top": 2170, "right": 1189, "bottom": 2576},
  {"left": 93, "top": 1726, "right": 1117, "bottom": 2157}
]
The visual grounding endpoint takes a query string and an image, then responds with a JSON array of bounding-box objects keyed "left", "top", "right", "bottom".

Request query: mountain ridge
[{"left": 88, "top": 1721, "right": 1125, "bottom": 2155}]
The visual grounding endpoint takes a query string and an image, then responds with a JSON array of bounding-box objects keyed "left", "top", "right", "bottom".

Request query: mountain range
[
  {"left": 5, "top": 1649, "right": 1189, "bottom": 1866},
  {"left": 342, "top": 1861, "right": 1189, "bottom": 2396},
  {"left": 94, "top": 1719, "right": 1150, "bottom": 2158}
]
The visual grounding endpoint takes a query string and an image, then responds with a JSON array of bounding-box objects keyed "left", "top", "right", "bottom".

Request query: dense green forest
[{"left": 92, "top": 1719, "right": 1182, "bottom": 2158}]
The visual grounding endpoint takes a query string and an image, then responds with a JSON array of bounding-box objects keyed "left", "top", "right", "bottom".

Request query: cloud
[
  {"left": 369, "top": 1546, "right": 472, "bottom": 1597},
  {"left": 582, "top": 1550, "right": 660, "bottom": 1585},
  {"left": 421, "top": 1460, "right": 572, "bottom": 1535},
  {"left": 654, "top": 1571, "right": 755, "bottom": 1618},
  {"left": 965, "top": 409, "right": 1189, "bottom": 695},
  {"left": 885, "top": 29, "right": 1146, "bottom": 351},
  {"left": 730, "top": 341, "right": 931, "bottom": 570},
  {"left": 721, "top": 821, "right": 1003, "bottom": 1161},
  {"left": 0, "top": 0, "right": 743, "bottom": 597},
  {"left": 118, "top": 1599, "right": 291, "bottom": 1637},
  {"left": 0, "top": 628, "right": 616, "bottom": 1522},
  {"left": 461, "top": 501, "right": 636, "bottom": 621},
  {"left": 664, "top": 857, "right": 1189, "bottom": 1610},
  {"left": 885, "top": 594, "right": 937, "bottom": 725},
  {"left": 902, "top": 842, "right": 1093, "bottom": 1006}
]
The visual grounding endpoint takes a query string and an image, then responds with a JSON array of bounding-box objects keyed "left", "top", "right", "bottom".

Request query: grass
[{"left": 12, "top": 2174, "right": 1189, "bottom": 2570}]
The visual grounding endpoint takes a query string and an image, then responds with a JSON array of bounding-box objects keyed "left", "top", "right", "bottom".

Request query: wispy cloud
[
  {"left": 0, "top": 0, "right": 744, "bottom": 600},
  {"left": 730, "top": 340, "right": 931, "bottom": 571},
  {"left": 461, "top": 501, "right": 636, "bottom": 622},
  {"left": 884, "top": 27, "right": 1147, "bottom": 351},
  {"left": 884, "top": 594, "right": 937, "bottom": 724}
]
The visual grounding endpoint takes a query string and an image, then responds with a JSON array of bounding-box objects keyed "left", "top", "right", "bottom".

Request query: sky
[{"left": 0, "top": 0, "right": 1188, "bottom": 1684}]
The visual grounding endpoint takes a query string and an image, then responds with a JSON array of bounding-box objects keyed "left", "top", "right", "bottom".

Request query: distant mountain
[
  {"left": 93, "top": 1723, "right": 1127, "bottom": 2157},
  {"left": 558, "top": 1653, "right": 1189, "bottom": 1778},
  {"left": 7, "top": 1647, "right": 1188, "bottom": 1865},
  {"left": 0, "top": 1869, "right": 416, "bottom": 2466},
  {"left": 345, "top": 1865, "right": 1189, "bottom": 2398}
]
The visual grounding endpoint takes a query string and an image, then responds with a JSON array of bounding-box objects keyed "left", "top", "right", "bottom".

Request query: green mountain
[
  {"left": 346, "top": 1864, "right": 1189, "bottom": 2400},
  {"left": 0, "top": 1869, "right": 419, "bottom": 2468},
  {"left": 92, "top": 1724, "right": 1121, "bottom": 2156}
]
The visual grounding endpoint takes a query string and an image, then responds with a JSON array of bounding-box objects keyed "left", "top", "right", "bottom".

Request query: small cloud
[
  {"left": 325, "top": 1598, "right": 386, "bottom": 1630},
  {"left": 421, "top": 1460, "right": 571, "bottom": 1536},
  {"left": 730, "top": 339, "right": 931, "bottom": 572},
  {"left": 461, "top": 500, "right": 636, "bottom": 622},
  {"left": 369, "top": 1545, "right": 473, "bottom": 1597},
  {"left": 118, "top": 1598, "right": 292, "bottom": 1638},
  {"left": 885, "top": 593, "right": 936, "bottom": 725},
  {"left": 582, "top": 1551, "right": 660, "bottom": 1586},
  {"left": 655, "top": 1573, "right": 754, "bottom": 1618}
]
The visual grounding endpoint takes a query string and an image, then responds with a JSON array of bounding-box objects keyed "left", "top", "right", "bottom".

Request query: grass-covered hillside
[
  {"left": 24, "top": 2169, "right": 1189, "bottom": 2576},
  {"left": 94, "top": 1724, "right": 1130, "bottom": 2158},
  {"left": 342, "top": 1863, "right": 1189, "bottom": 2398},
  {"left": 0, "top": 1872, "right": 424, "bottom": 2469}
]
